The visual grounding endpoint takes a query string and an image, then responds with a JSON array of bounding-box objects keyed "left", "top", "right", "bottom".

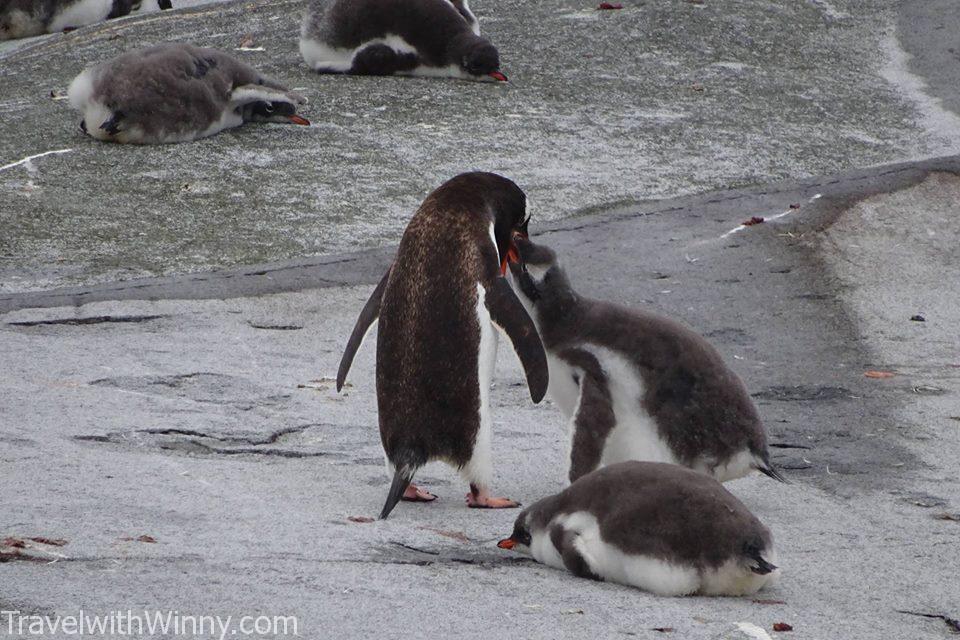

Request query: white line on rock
[{"left": 0, "top": 148, "right": 74, "bottom": 173}]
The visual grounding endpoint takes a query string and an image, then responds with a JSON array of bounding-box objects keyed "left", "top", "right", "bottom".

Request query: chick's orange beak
[
  {"left": 489, "top": 71, "right": 508, "bottom": 82},
  {"left": 497, "top": 538, "right": 517, "bottom": 550},
  {"left": 288, "top": 115, "right": 311, "bottom": 126}
]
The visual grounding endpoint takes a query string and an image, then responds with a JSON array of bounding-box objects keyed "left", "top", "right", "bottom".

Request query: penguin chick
[
  {"left": 336, "top": 172, "right": 548, "bottom": 519},
  {"left": 498, "top": 461, "right": 780, "bottom": 597},
  {"left": 300, "top": 0, "right": 507, "bottom": 82},
  {"left": 0, "top": 0, "right": 171, "bottom": 41},
  {"left": 68, "top": 43, "right": 309, "bottom": 144},
  {"left": 508, "top": 237, "right": 787, "bottom": 484}
]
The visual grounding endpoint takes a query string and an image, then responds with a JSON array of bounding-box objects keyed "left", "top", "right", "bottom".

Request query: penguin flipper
[
  {"left": 336, "top": 266, "right": 391, "bottom": 392},
  {"left": 549, "top": 524, "right": 602, "bottom": 581},
  {"left": 484, "top": 278, "right": 548, "bottom": 403},
  {"left": 565, "top": 367, "right": 616, "bottom": 483},
  {"left": 229, "top": 84, "right": 305, "bottom": 109}
]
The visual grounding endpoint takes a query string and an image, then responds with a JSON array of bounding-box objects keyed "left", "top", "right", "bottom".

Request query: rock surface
[{"left": 1, "top": 1, "right": 959, "bottom": 639}]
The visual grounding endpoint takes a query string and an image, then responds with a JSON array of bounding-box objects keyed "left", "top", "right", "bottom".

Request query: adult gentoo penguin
[
  {"left": 300, "top": 0, "right": 507, "bottom": 81},
  {"left": 0, "top": 0, "right": 172, "bottom": 41},
  {"left": 497, "top": 461, "right": 780, "bottom": 597},
  {"left": 68, "top": 43, "right": 309, "bottom": 144},
  {"left": 336, "top": 172, "right": 548, "bottom": 519},
  {"left": 507, "top": 237, "right": 786, "bottom": 484}
]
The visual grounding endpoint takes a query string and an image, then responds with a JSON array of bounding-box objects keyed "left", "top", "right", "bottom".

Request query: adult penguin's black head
[
  {"left": 478, "top": 172, "right": 529, "bottom": 275},
  {"left": 428, "top": 172, "right": 530, "bottom": 273}
]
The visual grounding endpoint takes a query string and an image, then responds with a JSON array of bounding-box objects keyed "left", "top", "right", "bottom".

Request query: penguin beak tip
[
  {"left": 497, "top": 538, "right": 516, "bottom": 550},
  {"left": 288, "top": 115, "right": 311, "bottom": 126},
  {"left": 489, "top": 71, "right": 508, "bottom": 82}
]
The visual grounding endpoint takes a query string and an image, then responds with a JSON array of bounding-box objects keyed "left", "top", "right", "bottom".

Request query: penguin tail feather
[
  {"left": 757, "top": 462, "right": 790, "bottom": 484},
  {"left": 753, "top": 451, "right": 789, "bottom": 484},
  {"left": 744, "top": 542, "right": 778, "bottom": 575},
  {"left": 749, "top": 556, "right": 778, "bottom": 575},
  {"left": 379, "top": 464, "right": 416, "bottom": 520}
]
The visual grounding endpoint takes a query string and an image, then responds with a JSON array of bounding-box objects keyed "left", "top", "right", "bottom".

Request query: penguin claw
[{"left": 401, "top": 484, "right": 437, "bottom": 502}]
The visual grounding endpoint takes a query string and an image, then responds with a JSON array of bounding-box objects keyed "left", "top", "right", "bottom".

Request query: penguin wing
[
  {"left": 228, "top": 84, "right": 305, "bottom": 109},
  {"left": 555, "top": 347, "right": 616, "bottom": 482},
  {"left": 336, "top": 266, "right": 391, "bottom": 392},
  {"left": 483, "top": 278, "right": 549, "bottom": 403},
  {"left": 567, "top": 374, "right": 616, "bottom": 483},
  {"left": 549, "top": 524, "right": 602, "bottom": 581}
]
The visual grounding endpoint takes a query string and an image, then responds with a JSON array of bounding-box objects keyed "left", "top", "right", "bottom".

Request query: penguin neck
[{"left": 533, "top": 276, "right": 583, "bottom": 348}]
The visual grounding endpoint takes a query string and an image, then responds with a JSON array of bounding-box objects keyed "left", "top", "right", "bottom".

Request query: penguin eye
[{"left": 264, "top": 104, "right": 274, "bottom": 113}]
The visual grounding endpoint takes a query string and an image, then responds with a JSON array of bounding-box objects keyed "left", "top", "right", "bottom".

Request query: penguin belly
[
  {"left": 699, "top": 551, "right": 780, "bottom": 596},
  {"left": 544, "top": 353, "right": 580, "bottom": 422},
  {"left": 457, "top": 283, "right": 499, "bottom": 487},
  {"left": 532, "top": 512, "right": 700, "bottom": 596},
  {"left": 579, "top": 345, "right": 678, "bottom": 468},
  {"left": 300, "top": 34, "right": 418, "bottom": 74},
  {"left": 694, "top": 449, "right": 758, "bottom": 483}
]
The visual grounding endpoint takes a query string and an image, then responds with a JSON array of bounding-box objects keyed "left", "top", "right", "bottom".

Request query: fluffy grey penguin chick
[
  {"left": 508, "top": 237, "right": 787, "bottom": 484},
  {"left": 300, "top": 0, "right": 506, "bottom": 81},
  {"left": 68, "top": 43, "right": 309, "bottom": 144},
  {"left": 1, "top": 0, "right": 172, "bottom": 41},
  {"left": 498, "top": 461, "right": 780, "bottom": 597}
]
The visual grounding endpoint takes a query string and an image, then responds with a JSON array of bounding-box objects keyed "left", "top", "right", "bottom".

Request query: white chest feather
[
  {"left": 578, "top": 345, "right": 678, "bottom": 467},
  {"left": 456, "top": 282, "right": 498, "bottom": 486},
  {"left": 48, "top": 0, "right": 112, "bottom": 32},
  {"left": 695, "top": 448, "right": 756, "bottom": 483},
  {"left": 300, "top": 33, "right": 415, "bottom": 72},
  {"left": 545, "top": 353, "right": 580, "bottom": 420}
]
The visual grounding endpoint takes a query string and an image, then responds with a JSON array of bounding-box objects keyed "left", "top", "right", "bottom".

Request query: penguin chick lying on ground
[
  {"left": 498, "top": 461, "right": 780, "bottom": 597},
  {"left": 507, "top": 237, "right": 787, "bottom": 484},
  {"left": 68, "top": 43, "right": 309, "bottom": 144},
  {"left": 1, "top": 0, "right": 172, "bottom": 41},
  {"left": 300, "top": 0, "right": 507, "bottom": 82}
]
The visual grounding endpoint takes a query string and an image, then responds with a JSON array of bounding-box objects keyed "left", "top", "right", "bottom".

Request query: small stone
[
  {"left": 910, "top": 314, "right": 925, "bottom": 322},
  {"left": 347, "top": 516, "right": 374, "bottom": 524}
]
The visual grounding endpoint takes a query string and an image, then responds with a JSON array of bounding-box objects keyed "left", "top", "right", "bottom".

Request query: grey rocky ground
[
  {"left": 1, "top": 0, "right": 959, "bottom": 639},
  {"left": 2, "top": 0, "right": 959, "bottom": 291}
]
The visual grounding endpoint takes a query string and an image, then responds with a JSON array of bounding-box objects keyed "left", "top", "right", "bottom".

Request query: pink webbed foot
[
  {"left": 465, "top": 484, "right": 520, "bottom": 509},
  {"left": 401, "top": 483, "right": 437, "bottom": 502}
]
